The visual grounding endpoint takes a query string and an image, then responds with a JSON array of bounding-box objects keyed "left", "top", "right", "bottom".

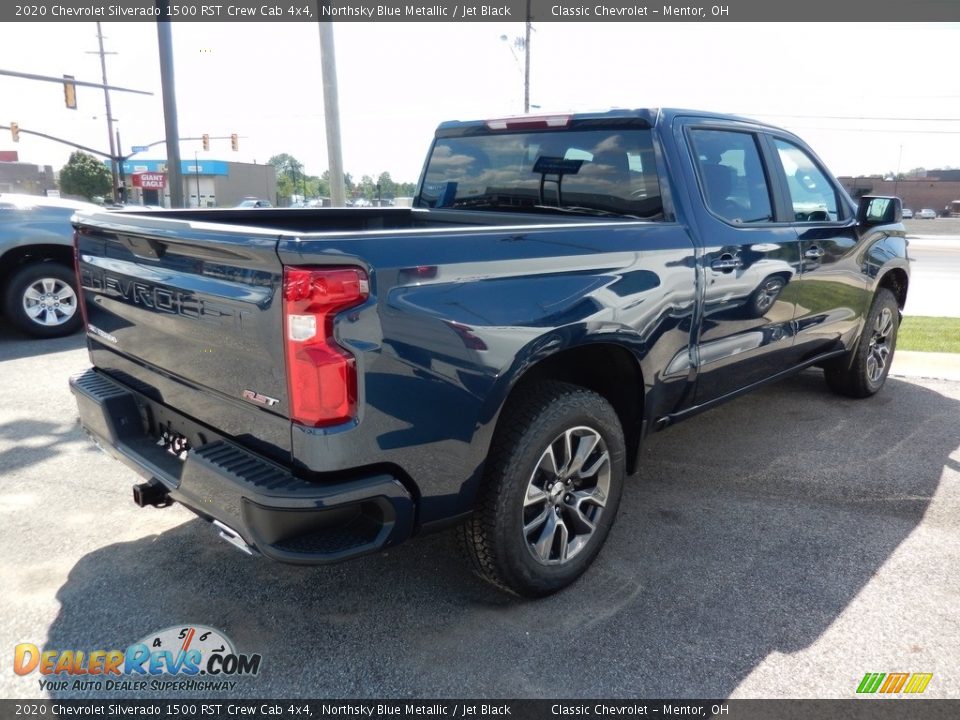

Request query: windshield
[{"left": 417, "top": 128, "right": 663, "bottom": 219}]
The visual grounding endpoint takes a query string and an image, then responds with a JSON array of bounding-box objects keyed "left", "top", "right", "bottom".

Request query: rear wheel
[
  {"left": 460, "top": 381, "right": 626, "bottom": 597},
  {"left": 824, "top": 288, "right": 899, "bottom": 398},
  {"left": 3, "top": 262, "right": 82, "bottom": 338}
]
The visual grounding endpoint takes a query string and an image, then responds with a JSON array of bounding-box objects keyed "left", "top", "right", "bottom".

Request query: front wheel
[
  {"left": 460, "top": 381, "right": 626, "bottom": 597},
  {"left": 824, "top": 288, "right": 899, "bottom": 398}
]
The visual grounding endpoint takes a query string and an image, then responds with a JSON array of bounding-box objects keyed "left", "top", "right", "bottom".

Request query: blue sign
[
  {"left": 131, "top": 145, "right": 149, "bottom": 153},
  {"left": 120, "top": 159, "right": 231, "bottom": 176}
]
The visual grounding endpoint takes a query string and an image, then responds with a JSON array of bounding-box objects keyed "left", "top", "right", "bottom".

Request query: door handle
[
  {"left": 804, "top": 246, "right": 825, "bottom": 259},
  {"left": 711, "top": 254, "right": 742, "bottom": 271}
]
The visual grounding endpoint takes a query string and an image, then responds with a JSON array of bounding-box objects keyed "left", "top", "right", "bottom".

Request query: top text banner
[{"left": 7, "top": 0, "right": 960, "bottom": 22}]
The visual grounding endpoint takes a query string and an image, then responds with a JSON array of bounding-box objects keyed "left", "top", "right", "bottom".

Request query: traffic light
[
  {"left": 10, "top": 122, "right": 19, "bottom": 142},
  {"left": 202, "top": 133, "right": 210, "bottom": 151},
  {"left": 230, "top": 133, "right": 238, "bottom": 151},
  {"left": 63, "top": 75, "right": 77, "bottom": 110}
]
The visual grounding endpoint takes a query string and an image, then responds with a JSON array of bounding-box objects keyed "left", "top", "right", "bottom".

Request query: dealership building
[
  {"left": 839, "top": 172, "right": 960, "bottom": 216},
  {"left": 120, "top": 157, "right": 277, "bottom": 208}
]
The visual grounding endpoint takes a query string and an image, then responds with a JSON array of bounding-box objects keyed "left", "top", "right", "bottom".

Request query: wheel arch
[
  {"left": 875, "top": 267, "right": 909, "bottom": 311},
  {"left": 490, "top": 341, "right": 645, "bottom": 476}
]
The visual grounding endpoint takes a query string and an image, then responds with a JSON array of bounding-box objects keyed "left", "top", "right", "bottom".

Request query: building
[
  {"left": 120, "top": 157, "right": 277, "bottom": 208},
  {"left": 839, "top": 175, "right": 960, "bottom": 215},
  {"left": 0, "top": 154, "right": 56, "bottom": 196}
]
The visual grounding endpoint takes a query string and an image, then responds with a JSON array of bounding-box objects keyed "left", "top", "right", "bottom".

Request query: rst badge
[{"left": 241, "top": 389, "right": 280, "bottom": 408}]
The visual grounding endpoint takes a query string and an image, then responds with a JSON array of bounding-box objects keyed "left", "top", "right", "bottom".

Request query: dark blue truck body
[{"left": 70, "top": 109, "right": 908, "bottom": 595}]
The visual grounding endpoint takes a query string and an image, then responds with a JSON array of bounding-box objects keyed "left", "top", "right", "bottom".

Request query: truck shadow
[{"left": 39, "top": 372, "right": 957, "bottom": 698}]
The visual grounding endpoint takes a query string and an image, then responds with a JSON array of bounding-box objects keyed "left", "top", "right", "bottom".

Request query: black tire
[
  {"left": 824, "top": 288, "right": 899, "bottom": 398},
  {"left": 460, "top": 380, "right": 626, "bottom": 597},
  {"left": 3, "top": 262, "right": 82, "bottom": 338}
]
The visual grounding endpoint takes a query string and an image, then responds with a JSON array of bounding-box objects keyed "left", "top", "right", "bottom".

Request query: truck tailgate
[{"left": 74, "top": 211, "right": 292, "bottom": 458}]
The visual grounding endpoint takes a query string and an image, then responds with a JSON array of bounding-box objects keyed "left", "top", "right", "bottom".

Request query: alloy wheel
[
  {"left": 21, "top": 277, "right": 78, "bottom": 327},
  {"left": 866, "top": 307, "right": 894, "bottom": 384},
  {"left": 522, "top": 426, "right": 611, "bottom": 565}
]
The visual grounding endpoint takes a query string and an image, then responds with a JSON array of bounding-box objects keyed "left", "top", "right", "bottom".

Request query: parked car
[
  {"left": 0, "top": 193, "right": 99, "bottom": 338},
  {"left": 235, "top": 197, "right": 273, "bottom": 208},
  {"left": 917, "top": 208, "right": 937, "bottom": 219},
  {"left": 901, "top": 208, "right": 913, "bottom": 219},
  {"left": 70, "top": 109, "right": 908, "bottom": 597}
]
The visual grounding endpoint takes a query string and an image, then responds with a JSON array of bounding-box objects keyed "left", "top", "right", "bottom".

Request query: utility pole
[
  {"left": 156, "top": 7, "right": 184, "bottom": 208},
  {"left": 524, "top": 0, "right": 531, "bottom": 114},
  {"left": 116, "top": 128, "right": 126, "bottom": 202},
  {"left": 88, "top": 23, "right": 119, "bottom": 202},
  {"left": 318, "top": 22, "right": 346, "bottom": 207},
  {"left": 194, "top": 150, "right": 201, "bottom": 207},
  {"left": 894, "top": 144, "right": 903, "bottom": 198},
  {"left": 500, "top": 4, "right": 533, "bottom": 114}
]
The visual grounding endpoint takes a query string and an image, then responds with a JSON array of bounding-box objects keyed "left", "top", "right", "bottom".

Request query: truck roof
[{"left": 435, "top": 108, "right": 778, "bottom": 135}]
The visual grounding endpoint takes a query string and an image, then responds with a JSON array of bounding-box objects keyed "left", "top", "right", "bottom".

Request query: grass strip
[{"left": 899, "top": 316, "right": 960, "bottom": 353}]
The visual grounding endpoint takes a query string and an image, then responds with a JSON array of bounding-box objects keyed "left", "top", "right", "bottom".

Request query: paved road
[
  {"left": 1, "top": 328, "right": 957, "bottom": 701},
  {"left": 904, "top": 222, "right": 960, "bottom": 318}
]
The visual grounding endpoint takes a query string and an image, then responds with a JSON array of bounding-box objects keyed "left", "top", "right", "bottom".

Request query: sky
[{"left": 2, "top": 21, "right": 959, "bottom": 184}]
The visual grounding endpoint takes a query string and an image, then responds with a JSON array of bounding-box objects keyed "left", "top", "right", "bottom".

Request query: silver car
[{"left": 0, "top": 194, "right": 99, "bottom": 338}]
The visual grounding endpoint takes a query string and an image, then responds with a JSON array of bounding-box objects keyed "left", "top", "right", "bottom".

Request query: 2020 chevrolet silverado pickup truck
[{"left": 70, "top": 109, "right": 908, "bottom": 596}]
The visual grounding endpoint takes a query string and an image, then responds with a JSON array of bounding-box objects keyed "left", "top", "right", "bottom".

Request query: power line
[
  {"left": 745, "top": 112, "right": 960, "bottom": 122},
  {"left": 778, "top": 126, "right": 960, "bottom": 135}
]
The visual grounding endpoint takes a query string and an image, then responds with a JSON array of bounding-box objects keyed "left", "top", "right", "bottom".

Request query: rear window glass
[{"left": 418, "top": 128, "right": 663, "bottom": 219}]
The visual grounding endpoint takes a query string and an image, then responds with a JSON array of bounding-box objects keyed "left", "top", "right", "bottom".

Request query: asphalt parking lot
[{"left": 1, "top": 324, "right": 958, "bottom": 701}]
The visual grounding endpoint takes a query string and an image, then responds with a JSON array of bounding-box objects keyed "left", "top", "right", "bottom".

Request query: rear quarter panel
[{"left": 279, "top": 220, "right": 697, "bottom": 524}]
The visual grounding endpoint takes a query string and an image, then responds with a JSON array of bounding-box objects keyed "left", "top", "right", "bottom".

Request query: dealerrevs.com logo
[
  {"left": 14, "top": 625, "right": 262, "bottom": 693},
  {"left": 856, "top": 672, "right": 933, "bottom": 695}
]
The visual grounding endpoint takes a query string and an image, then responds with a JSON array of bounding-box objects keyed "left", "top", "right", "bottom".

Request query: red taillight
[{"left": 283, "top": 266, "right": 369, "bottom": 428}]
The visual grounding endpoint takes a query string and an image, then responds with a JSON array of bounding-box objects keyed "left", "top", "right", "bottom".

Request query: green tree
[
  {"left": 268, "top": 153, "right": 303, "bottom": 175},
  {"left": 312, "top": 173, "right": 330, "bottom": 198},
  {"left": 358, "top": 174, "right": 376, "bottom": 201},
  {"left": 59, "top": 151, "right": 111, "bottom": 201},
  {"left": 376, "top": 171, "right": 396, "bottom": 198},
  {"left": 268, "top": 153, "right": 306, "bottom": 202}
]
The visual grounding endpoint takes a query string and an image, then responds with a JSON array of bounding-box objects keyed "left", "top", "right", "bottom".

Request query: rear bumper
[{"left": 69, "top": 368, "right": 415, "bottom": 564}]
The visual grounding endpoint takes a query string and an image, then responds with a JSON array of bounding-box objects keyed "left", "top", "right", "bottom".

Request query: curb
[{"left": 890, "top": 350, "right": 960, "bottom": 382}]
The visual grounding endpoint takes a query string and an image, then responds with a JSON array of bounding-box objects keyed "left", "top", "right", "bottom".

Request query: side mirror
[{"left": 857, "top": 195, "right": 902, "bottom": 225}]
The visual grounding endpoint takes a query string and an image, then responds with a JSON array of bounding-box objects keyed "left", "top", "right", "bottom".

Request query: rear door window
[{"left": 689, "top": 129, "right": 774, "bottom": 225}]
